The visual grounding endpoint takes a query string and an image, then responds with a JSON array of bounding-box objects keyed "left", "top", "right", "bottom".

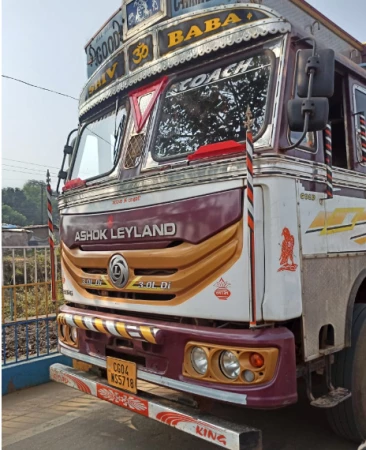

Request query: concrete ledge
[{"left": 2, "top": 354, "right": 72, "bottom": 395}]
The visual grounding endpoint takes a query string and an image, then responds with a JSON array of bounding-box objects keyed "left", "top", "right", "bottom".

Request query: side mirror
[
  {"left": 288, "top": 98, "right": 329, "bottom": 131},
  {"left": 286, "top": 46, "right": 335, "bottom": 149},
  {"left": 295, "top": 49, "right": 335, "bottom": 98}
]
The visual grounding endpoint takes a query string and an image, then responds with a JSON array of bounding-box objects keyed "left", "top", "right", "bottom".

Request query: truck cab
[{"left": 51, "top": 1, "right": 366, "bottom": 447}]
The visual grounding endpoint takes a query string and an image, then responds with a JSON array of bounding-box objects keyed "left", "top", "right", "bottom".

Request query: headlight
[
  {"left": 219, "top": 350, "right": 240, "bottom": 379},
  {"left": 70, "top": 327, "right": 78, "bottom": 343},
  {"left": 190, "top": 347, "right": 208, "bottom": 375}
]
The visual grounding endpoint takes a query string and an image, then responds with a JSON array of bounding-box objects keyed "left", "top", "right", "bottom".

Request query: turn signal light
[{"left": 249, "top": 352, "right": 265, "bottom": 368}]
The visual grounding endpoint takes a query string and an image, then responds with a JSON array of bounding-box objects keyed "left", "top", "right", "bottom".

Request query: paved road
[{"left": 2, "top": 382, "right": 359, "bottom": 450}]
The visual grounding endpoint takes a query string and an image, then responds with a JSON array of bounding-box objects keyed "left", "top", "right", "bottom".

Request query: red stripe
[
  {"left": 248, "top": 215, "right": 254, "bottom": 230},
  {"left": 247, "top": 158, "right": 253, "bottom": 174},
  {"left": 247, "top": 188, "right": 254, "bottom": 203}
]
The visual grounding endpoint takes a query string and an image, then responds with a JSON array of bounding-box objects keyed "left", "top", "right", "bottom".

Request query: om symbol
[{"left": 132, "top": 43, "right": 149, "bottom": 64}]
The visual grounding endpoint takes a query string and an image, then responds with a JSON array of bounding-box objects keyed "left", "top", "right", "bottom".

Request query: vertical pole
[
  {"left": 11, "top": 249, "right": 15, "bottom": 321},
  {"left": 360, "top": 113, "right": 366, "bottom": 163},
  {"left": 41, "top": 184, "right": 44, "bottom": 224},
  {"left": 46, "top": 170, "right": 57, "bottom": 302},
  {"left": 245, "top": 106, "right": 257, "bottom": 328},
  {"left": 325, "top": 123, "right": 333, "bottom": 199}
]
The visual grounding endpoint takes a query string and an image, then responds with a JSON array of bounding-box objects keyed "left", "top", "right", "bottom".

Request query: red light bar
[
  {"left": 62, "top": 178, "right": 86, "bottom": 192},
  {"left": 188, "top": 140, "right": 246, "bottom": 161}
]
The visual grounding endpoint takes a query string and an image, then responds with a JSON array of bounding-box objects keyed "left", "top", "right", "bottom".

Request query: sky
[{"left": 2, "top": 0, "right": 366, "bottom": 190}]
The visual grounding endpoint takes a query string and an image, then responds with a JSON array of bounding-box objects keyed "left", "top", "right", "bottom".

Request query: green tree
[
  {"left": 2, "top": 187, "right": 28, "bottom": 212},
  {"left": 2, "top": 204, "right": 27, "bottom": 226},
  {"left": 23, "top": 180, "right": 48, "bottom": 225},
  {"left": 2, "top": 180, "right": 59, "bottom": 226}
]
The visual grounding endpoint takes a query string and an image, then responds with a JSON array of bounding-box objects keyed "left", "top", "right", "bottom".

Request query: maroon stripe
[{"left": 61, "top": 189, "right": 243, "bottom": 249}]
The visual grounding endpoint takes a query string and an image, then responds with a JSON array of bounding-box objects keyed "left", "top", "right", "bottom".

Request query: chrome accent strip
[
  {"left": 152, "top": 328, "right": 160, "bottom": 337},
  {"left": 83, "top": 316, "right": 98, "bottom": 332},
  {"left": 59, "top": 155, "right": 366, "bottom": 211},
  {"left": 138, "top": 371, "right": 248, "bottom": 405},
  {"left": 60, "top": 347, "right": 248, "bottom": 405},
  {"left": 64, "top": 313, "right": 76, "bottom": 328},
  {"left": 105, "top": 320, "right": 119, "bottom": 336},
  {"left": 79, "top": 4, "right": 290, "bottom": 116},
  {"left": 61, "top": 346, "right": 106, "bottom": 366},
  {"left": 61, "top": 179, "right": 243, "bottom": 214}
]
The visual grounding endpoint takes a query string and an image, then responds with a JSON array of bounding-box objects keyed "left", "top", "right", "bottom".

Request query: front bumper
[
  {"left": 50, "top": 363, "right": 262, "bottom": 450},
  {"left": 58, "top": 305, "right": 297, "bottom": 408}
]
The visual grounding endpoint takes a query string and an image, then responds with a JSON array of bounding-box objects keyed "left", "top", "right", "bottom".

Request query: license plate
[{"left": 106, "top": 357, "right": 137, "bottom": 394}]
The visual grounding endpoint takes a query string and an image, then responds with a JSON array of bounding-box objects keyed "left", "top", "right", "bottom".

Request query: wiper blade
[{"left": 113, "top": 115, "right": 126, "bottom": 164}]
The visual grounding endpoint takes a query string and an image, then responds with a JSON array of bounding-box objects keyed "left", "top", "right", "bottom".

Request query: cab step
[
  {"left": 305, "top": 355, "right": 352, "bottom": 409},
  {"left": 310, "top": 387, "right": 352, "bottom": 408}
]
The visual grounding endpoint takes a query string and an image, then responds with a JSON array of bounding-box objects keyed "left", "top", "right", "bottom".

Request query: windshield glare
[
  {"left": 72, "top": 105, "right": 127, "bottom": 180},
  {"left": 153, "top": 52, "right": 273, "bottom": 160}
]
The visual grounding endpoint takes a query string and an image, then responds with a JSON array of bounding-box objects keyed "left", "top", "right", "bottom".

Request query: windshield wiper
[{"left": 113, "top": 114, "right": 126, "bottom": 164}]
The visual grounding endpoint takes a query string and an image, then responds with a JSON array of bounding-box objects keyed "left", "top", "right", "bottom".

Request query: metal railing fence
[{"left": 2, "top": 246, "right": 63, "bottom": 366}]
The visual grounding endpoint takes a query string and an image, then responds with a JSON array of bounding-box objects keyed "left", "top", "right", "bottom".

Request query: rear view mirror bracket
[{"left": 284, "top": 38, "right": 335, "bottom": 151}]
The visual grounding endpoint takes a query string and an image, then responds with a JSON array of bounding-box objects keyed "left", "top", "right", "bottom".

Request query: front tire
[{"left": 327, "top": 303, "right": 366, "bottom": 442}]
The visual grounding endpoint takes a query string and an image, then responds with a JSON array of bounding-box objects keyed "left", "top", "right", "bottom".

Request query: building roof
[
  {"left": 23, "top": 224, "right": 59, "bottom": 230},
  {"left": 2, "top": 227, "right": 32, "bottom": 234},
  {"left": 2, "top": 223, "right": 19, "bottom": 229}
]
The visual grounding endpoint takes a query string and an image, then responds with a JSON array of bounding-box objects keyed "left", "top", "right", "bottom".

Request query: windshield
[
  {"left": 152, "top": 52, "right": 273, "bottom": 161},
  {"left": 71, "top": 103, "right": 128, "bottom": 180}
]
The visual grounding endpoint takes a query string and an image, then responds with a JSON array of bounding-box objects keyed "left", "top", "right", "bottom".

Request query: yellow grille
[{"left": 61, "top": 220, "right": 243, "bottom": 307}]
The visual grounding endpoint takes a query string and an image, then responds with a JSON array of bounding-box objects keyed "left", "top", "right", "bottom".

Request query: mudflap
[{"left": 50, "top": 363, "right": 262, "bottom": 450}]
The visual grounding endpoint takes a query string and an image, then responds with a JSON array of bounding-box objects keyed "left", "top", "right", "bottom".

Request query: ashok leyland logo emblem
[{"left": 109, "top": 255, "right": 129, "bottom": 288}]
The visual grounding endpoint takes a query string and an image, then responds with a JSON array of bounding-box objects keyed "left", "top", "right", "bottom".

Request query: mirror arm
[
  {"left": 66, "top": 128, "right": 78, "bottom": 146},
  {"left": 293, "top": 36, "right": 317, "bottom": 57},
  {"left": 282, "top": 112, "right": 316, "bottom": 152},
  {"left": 56, "top": 128, "right": 78, "bottom": 194}
]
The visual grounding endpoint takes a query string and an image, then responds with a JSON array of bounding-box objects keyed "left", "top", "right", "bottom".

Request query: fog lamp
[
  {"left": 190, "top": 347, "right": 208, "bottom": 375},
  {"left": 243, "top": 370, "right": 255, "bottom": 383},
  {"left": 220, "top": 350, "right": 240, "bottom": 379}
]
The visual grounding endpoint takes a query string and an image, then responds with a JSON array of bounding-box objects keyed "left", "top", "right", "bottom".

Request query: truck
[{"left": 51, "top": 0, "right": 366, "bottom": 447}]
